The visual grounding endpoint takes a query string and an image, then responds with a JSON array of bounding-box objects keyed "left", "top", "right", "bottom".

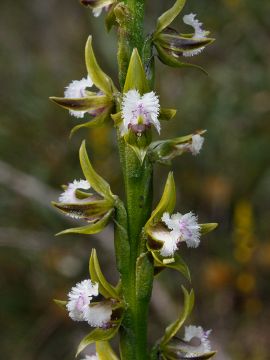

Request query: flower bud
[{"left": 149, "top": 131, "right": 206, "bottom": 164}]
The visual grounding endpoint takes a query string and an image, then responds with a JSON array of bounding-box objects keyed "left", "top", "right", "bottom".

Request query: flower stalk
[{"left": 115, "top": 1, "right": 156, "bottom": 358}]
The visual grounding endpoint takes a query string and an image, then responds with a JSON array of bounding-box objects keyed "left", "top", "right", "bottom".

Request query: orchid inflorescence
[{"left": 50, "top": 0, "right": 218, "bottom": 359}]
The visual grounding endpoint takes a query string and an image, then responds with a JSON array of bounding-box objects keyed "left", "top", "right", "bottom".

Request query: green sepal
[
  {"left": 49, "top": 95, "right": 110, "bottom": 112},
  {"left": 146, "top": 172, "right": 176, "bottom": 229},
  {"left": 200, "top": 223, "right": 218, "bottom": 235},
  {"left": 155, "top": 0, "right": 186, "bottom": 35},
  {"left": 157, "top": 33, "right": 214, "bottom": 54},
  {"left": 127, "top": 143, "right": 148, "bottom": 165},
  {"left": 76, "top": 322, "right": 121, "bottom": 357},
  {"left": 124, "top": 128, "right": 152, "bottom": 164},
  {"left": 164, "top": 345, "right": 216, "bottom": 360},
  {"left": 105, "top": 4, "right": 117, "bottom": 32},
  {"left": 80, "top": 140, "right": 115, "bottom": 201},
  {"left": 56, "top": 208, "right": 114, "bottom": 236},
  {"left": 53, "top": 299, "right": 67, "bottom": 310},
  {"left": 85, "top": 36, "right": 117, "bottom": 95},
  {"left": 124, "top": 127, "right": 152, "bottom": 149},
  {"left": 111, "top": 111, "right": 122, "bottom": 126},
  {"left": 160, "top": 286, "right": 195, "bottom": 346},
  {"left": 152, "top": 251, "right": 191, "bottom": 282},
  {"left": 89, "top": 248, "right": 119, "bottom": 299},
  {"left": 160, "top": 108, "right": 177, "bottom": 121},
  {"left": 155, "top": 43, "right": 208, "bottom": 74},
  {"left": 123, "top": 48, "right": 149, "bottom": 94},
  {"left": 52, "top": 198, "right": 113, "bottom": 220},
  {"left": 70, "top": 106, "right": 113, "bottom": 137},
  {"left": 96, "top": 341, "right": 119, "bottom": 360}
]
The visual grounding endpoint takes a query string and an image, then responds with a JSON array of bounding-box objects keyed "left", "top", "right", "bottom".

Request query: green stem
[{"left": 116, "top": 0, "right": 155, "bottom": 359}]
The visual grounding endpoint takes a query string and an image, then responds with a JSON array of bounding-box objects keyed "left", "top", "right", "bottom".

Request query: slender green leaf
[
  {"left": 155, "top": 0, "right": 186, "bottom": 35},
  {"left": 89, "top": 249, "right": 119, "bottom": 299}
]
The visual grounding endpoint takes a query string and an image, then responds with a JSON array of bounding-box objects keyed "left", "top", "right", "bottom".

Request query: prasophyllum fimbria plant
[{"left": 50, "top": 0, "right": 217, "bottom": 359}]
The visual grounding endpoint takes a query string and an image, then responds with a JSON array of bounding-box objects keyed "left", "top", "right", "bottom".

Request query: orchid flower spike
[
  {"left": 160, "top": 212, "right": 201, "bottom": 257},
  {"left": 182, "top": 13, "right": 209, "bottom": 57},
  {"left": 66, "top": 280, "right": 112, "bottom": 327},
  {"left": 121, "top": 90, "right": 160, "bottom": 136}
]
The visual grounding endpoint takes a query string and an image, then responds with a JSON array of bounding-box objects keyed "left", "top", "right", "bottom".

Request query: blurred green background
[{"left": 1, "top": 0, "right": 270, "bottom": 359}]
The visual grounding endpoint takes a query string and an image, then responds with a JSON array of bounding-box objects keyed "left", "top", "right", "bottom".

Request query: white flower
[
  {"left": 66, "top": 279, "right": 98, "bottom": 321},
  {"left": 160, "top": 212, "right": 200, "bottom": 256},
  {"left": 84, "top": 302, "right": 113, "bottom": 327},
  {"left": 64, "top": 76, "right": 93, "bottom": 118},
  {"left": 59, "top": 179, "right": 91, "bottom": 204},
  {"left": 182, "top": 13, "right": 208, "bottom": 57},
  {"left": 182, "top": 325, "right": 212, "bottom": 357},
  {"left": 81, "top": 355, "right": 99, "bottom": 360},
  {"left": 121, "top": 90, "right": 160, "bottom": 136},
  {"left": 189, "top": 134, "right": 204, "bottom": 155}
]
